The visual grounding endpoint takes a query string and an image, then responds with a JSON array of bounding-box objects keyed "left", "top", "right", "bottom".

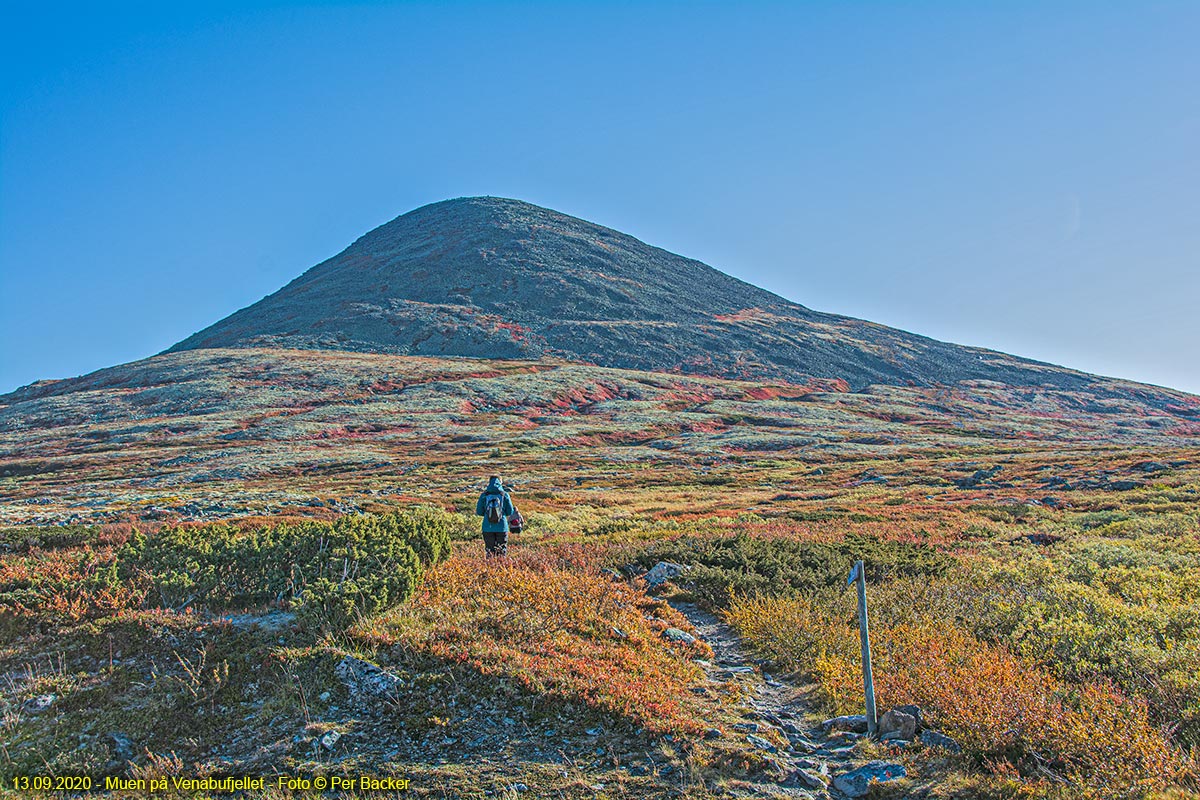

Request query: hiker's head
[{"left": 488, "top": 474, "right": 502, "bottom": 487}]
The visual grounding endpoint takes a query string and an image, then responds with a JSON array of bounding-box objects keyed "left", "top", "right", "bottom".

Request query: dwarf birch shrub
[
  {"left": 726, "top": 595, "right": 1193, "bottom": 799},
  {"left": 353, "top": 546, "right": 713, "bottom": 734}
]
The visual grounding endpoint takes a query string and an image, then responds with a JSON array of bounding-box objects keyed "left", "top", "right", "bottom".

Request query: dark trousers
[{"left": 483, "top": 529, "right": 508, "bottom": 557}]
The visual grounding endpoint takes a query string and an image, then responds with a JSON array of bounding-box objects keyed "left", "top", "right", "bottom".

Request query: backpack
[
  {"left": 483, "top": 493, "right": 504, "bottom": 524},
  {"left": 509, "top": 511, "right": 524, "bottom": 534}
]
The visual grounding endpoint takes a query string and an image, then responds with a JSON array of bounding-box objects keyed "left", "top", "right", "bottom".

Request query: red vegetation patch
[
  {"left": 494, "top": 321, "right": 530, "bottom": 342},
  {"left": 353, "top": 549, "right": 712, "bottom": 734}
]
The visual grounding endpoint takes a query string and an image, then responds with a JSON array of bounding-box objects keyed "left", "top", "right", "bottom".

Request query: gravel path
[{"left": 670, "top": 600, "right": 875, "bottom": 799}]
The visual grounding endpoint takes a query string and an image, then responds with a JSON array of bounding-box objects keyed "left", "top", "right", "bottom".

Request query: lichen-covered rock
[
  {"left": 24, "top": 694, "right": 55, "bottom": 713},
  {"left": 833, "top": 761, "right": 907, "bottom": 798},
  {"left": 920, "top": 729, "right": 962, "bottom": 753},
  {"left": 335, "top": 656, "right": 404, "bottom": 701},
  {"left": 643, "top": 561, "right": 688, "bottom": 588},
  {"left": 821, "top": 714, "right": 868, "bottom": 733},
  {"left": 661, "top": 627, "right": 697, "bottom": 644}
]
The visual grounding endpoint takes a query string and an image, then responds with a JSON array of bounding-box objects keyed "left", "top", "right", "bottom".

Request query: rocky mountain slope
[{"left": 169, "top": 197, "right": 1146, "bottom": 396}]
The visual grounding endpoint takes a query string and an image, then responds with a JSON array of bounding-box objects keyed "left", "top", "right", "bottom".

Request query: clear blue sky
[{"left": 2, "top": 2, "right": 1198, "bottom": 394}]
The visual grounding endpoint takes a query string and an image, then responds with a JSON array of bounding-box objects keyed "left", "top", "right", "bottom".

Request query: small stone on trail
[
  {"left": 746, "top": 734, "right": 778, "bottom": 753},
  {"left": 786, "top": 768, "right": 829, "bottom": 790},
  {"left": 320, "top": 730, "right": 341, "bottom": 750},
  {"left": 787, "top": 735, "right": 819, "bottom": 753}
]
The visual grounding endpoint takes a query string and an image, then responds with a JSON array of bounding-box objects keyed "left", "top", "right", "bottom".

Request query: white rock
[{"left": 643, "top": 562, "right": 688, "bottom": 587}]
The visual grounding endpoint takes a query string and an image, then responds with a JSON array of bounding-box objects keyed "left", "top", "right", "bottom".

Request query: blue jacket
[{"left": 475, "top": 477, "right": 516, "bottom": 533}]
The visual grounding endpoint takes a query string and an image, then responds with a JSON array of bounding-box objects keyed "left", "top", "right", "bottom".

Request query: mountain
[{"left": 168, "top": 197, "right": 1110, "bottom": 394}]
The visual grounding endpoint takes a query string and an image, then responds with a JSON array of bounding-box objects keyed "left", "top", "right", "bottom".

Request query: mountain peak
[{"left": 170, "top": 197, "right": 1094, "bottom": 392}]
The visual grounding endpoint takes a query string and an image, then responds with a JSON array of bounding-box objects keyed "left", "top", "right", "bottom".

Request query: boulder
[
  {"left": 892, "top": 704, "right": 925, "bottom": 729},
  {"left": 920, "top": 729, "right": 962, "bottom": 753},
  {"left": 878, "top": 709, "right": 917, "bottom": 741},
  {"left": 821, "top": 714, "right": 868, "bottom": 734},
  {"left": 643, "top": 562, "right": 688, "bottom": 588},
  {"left": 833, "top": 761, "right": 907, "bottom": 798}
]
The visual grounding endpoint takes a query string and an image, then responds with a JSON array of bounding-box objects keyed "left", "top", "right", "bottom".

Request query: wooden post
[{"left": 848, "top": 560, "right": 877, "bottom": 735}]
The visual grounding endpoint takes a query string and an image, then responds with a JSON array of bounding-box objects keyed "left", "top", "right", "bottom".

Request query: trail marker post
[{"left": 848, "top": 559, "right": 877, "bottom": 735}]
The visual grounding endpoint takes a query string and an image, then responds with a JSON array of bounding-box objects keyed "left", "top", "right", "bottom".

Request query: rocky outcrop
[{"left": 335, "top": 656, "right": 404, "bottom": 702}]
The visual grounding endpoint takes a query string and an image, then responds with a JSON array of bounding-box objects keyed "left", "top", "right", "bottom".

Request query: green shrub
[
  {"left": 0, "top": 525, "right": 100, "bottom": 553},
  {"left": 118, "top": 510, "right": 452, "bottom": 633},
  {"left": 637, "top": 531, "right": 953, "bottom": 608}
]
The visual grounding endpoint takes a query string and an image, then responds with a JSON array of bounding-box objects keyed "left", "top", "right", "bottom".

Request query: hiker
[{"left": 475, "top": 475, "right": 521, "bottom": 556}]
